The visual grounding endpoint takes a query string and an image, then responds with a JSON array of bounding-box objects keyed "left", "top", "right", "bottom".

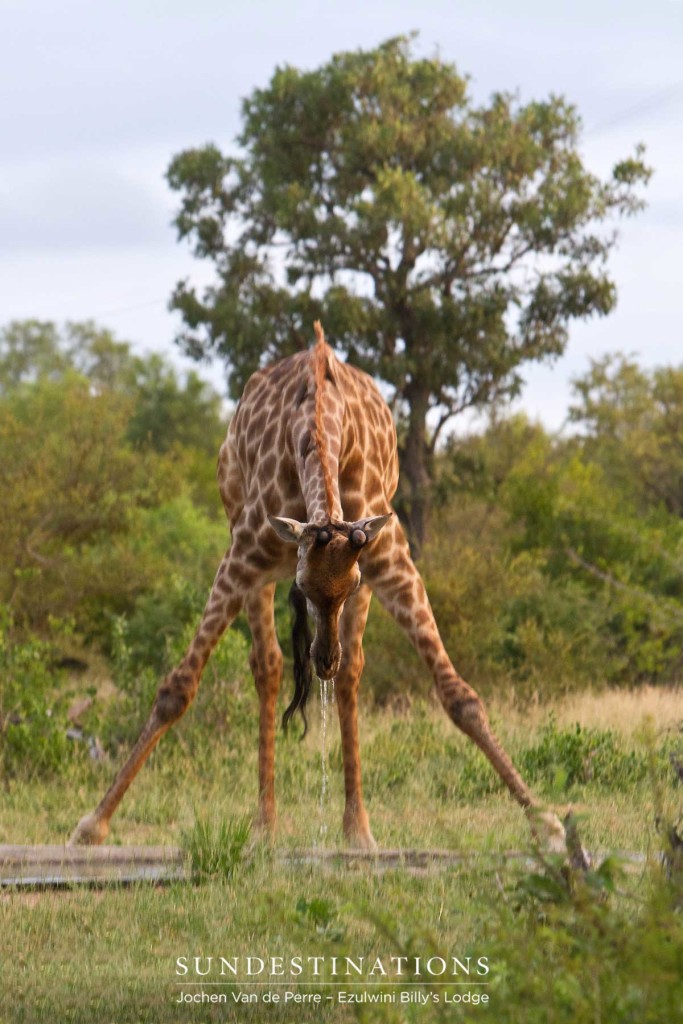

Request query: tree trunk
[{"left": 399, "top": 384, "right": 432, "bottom": 558}]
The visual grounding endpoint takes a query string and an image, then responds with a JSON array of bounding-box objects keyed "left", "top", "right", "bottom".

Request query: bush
[
  {"left": 518, "top": 719, "right": 650, "bottom": 792},
  {"left": 482, "top": 853, "right": 683, "bottom": 1024},
  {"left": 102, "top": 599, "right": 252, "bottom": 756},
  {"left": 347, "top": 839, "right": 683, "bottom": 1023},
  {"left": 0, "top": 612, "right": 83, "bottom": 779}
]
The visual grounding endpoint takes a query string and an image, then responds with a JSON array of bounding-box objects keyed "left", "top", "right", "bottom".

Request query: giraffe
[{"left": 69, "top": 322, "right": 567, "bottom": 854}]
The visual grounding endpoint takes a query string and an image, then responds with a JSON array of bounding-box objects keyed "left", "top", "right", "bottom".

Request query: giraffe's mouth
[{"left": 311, "top": 640, "right": 341, "bottom": 680}]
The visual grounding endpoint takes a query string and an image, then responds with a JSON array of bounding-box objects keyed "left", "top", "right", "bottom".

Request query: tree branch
[
  {"left": 565, "top": 547, "right": 634, "bottom": 593},
  {"left": 428, "top": 406, "right": 458, "bottom": 454}
]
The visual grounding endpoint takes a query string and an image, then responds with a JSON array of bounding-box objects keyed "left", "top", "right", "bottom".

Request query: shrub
[
  {"left": 103, "top": 598, "right": 252, "bottom": 755},
  {"left": 518, "top": 719, "right": 650, "bottom": 792},
  {"left": 349, "top": 842, "right": 683, "bottom": 1023},
  {"left": 0, "top": 611, "right": 83, "bottom": 779}
]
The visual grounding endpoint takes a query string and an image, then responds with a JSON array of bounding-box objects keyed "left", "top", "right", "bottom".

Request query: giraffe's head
[{"left": 268, "top": 514, "right": 391, "bottom": 679}]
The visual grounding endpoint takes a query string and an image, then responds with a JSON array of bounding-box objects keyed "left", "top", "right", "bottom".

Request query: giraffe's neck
[
  {"left": 293, "top": 413, "right": 344, "bottom": 524},
  {"left": 291, "top": 342, "right": 345, "bottom": 525},
  {"left": 302, "top": 463, "right": 343, "bottom": 524}
]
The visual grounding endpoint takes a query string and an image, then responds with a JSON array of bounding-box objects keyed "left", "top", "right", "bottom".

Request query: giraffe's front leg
[
  {"left": 69, "top": 541, "right": 260, "bottom": 845},
  {"left": 363, "top": 522, "right": 567, "bottom": 855},
  {"left": 245, "top": 584, "right": 283, "bottom": 839},
  {"left": 336, "top": 584, "right": 377, "bottom": 850}
]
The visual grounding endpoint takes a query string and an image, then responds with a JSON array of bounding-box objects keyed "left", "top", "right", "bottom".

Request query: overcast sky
[{"left": 1, "top": 0, "right": 682, "bottom": 428}]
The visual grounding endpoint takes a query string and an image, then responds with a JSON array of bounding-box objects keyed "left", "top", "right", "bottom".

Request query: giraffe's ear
[
  {"left": 267, "top": 515, "right": 307, "bottom": 544},
  {"left": 349, "top": 513, "right": 392, "bottom": 547}
]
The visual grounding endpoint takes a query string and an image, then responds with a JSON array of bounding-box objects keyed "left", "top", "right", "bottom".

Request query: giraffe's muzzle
[{"left": 312, "top": 639, "right": 341, "bottom": 680}]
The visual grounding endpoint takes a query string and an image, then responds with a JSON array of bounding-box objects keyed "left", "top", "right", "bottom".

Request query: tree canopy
[
  {"left": 0, "top": 319, "right": 224, "bottom": 457},
  {"left": 1, "top": 315, "right": 682, "bottom": 705},
  {"left": 569, "top": 354, "right": 683, "bottom": 517},
  {"left": 167, "top": 35, "right": 650, "bottom": 549},
  {"left": 0, "top": 320, "right": 227, "bottom": 639}
]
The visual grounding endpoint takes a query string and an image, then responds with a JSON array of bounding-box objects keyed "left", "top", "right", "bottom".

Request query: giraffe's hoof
[
  {"left": 526, "top": 807, "right": 592, "bottom": 869},
  {"left": 355, "top": 832, "right": 379, "bottom": 853},
  {"left": 344, "top": 821, "right": 378, "bottom": 852},
  {"left": 68, "top": 813, "right": 109, "bottom": 846},
  {"left": 526, "top": 808, "right": 568, "bottom": 856},
  {"left": 250, "top": 813, "right": 276, "bottom": 847}
]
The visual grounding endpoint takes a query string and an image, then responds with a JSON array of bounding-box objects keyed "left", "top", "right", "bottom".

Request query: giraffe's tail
[{"left": 282, "top": 581, "right": 313, "bottom": 738}]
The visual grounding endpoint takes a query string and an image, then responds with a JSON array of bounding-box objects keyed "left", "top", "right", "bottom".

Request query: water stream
[
  {"left": 317, "top": 676, "right": 337, "bottom": 841},
  {"left": 319, "top": 677, "right": 329, "bottom": 837}
]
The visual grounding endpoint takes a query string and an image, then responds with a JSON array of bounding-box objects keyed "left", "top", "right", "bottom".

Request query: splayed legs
[
  {"left": 364, "top": 521, "right": 566, "bottom": 853},
  {"left": 69, "top": 546, "right": 260, "bottom": 845}
]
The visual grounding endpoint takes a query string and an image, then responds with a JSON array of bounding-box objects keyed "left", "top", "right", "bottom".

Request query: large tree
[{"left": 167, "top": 34, "right": 650, "bottom": 553}]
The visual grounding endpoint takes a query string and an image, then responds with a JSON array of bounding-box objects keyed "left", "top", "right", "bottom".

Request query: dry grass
[{"left": 486, "top": 685, "right": 682, "bottom": 737}]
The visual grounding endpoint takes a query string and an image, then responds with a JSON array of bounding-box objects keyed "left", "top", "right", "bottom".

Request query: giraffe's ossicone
[{"left": 69, "top": 322, "right": 569, "bottom": 859}]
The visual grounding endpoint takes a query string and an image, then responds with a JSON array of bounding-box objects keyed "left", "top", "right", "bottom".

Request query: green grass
[{"left": 1, "top": 689, "right": 681, "bottom": 1023}]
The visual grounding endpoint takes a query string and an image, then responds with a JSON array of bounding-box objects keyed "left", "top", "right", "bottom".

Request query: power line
[
  {"left": 57, "top": 83, "right": 683, "bottom": 325},
  {"left": 585, "top": 79, "right": 683, "bottom": 137},
  {"left": 89, "top": 296, "right": 168, "bottom": 319}
]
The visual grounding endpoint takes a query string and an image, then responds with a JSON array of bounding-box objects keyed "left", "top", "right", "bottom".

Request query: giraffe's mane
[{"left": 311, "top": 320, "right": 336, "bottom": 518}]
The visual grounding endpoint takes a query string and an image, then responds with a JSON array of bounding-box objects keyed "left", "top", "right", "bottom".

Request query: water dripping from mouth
[
  {"left": 319, "top": 675, "right": 329, "bottom": 839},
  {"left": 317, "top": 674, "right": 338, "bottom": 842}
]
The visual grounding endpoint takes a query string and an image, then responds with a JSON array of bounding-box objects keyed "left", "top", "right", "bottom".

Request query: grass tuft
[{"left": 183, "top": 812, "right": 251, "bottom": 881}]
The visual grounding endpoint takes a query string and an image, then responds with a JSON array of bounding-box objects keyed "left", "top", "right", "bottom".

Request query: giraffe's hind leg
[
  {"left": 69, "top": 542, "right": 263, "bottom": 846},
  {"left": 245, "top": 583, "right": 283, "bottom": 838},
  {"left": 363, "top": 520, "right": 567, "bottom": 854},
  {"left": 335, "top": 584, "right": 376, "bottom": 850}
]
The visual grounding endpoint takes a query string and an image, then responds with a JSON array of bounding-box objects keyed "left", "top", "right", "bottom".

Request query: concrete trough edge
[{"left": 0, "top": 844, "right": 651, "bottom": 888}]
